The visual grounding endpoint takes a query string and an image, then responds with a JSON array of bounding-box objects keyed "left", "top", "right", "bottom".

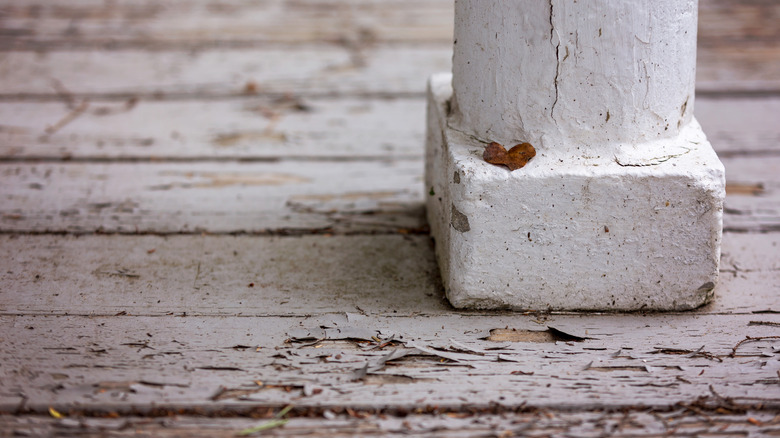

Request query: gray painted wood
[
  {"left": 0, "top": 97, "right": 776, "bottom": 161},
  {"left": 0, "top": 235, "right": 446, "bottom": 317},
  {"left": 0, "top": 233, "right": 776, "bottom": 318}
]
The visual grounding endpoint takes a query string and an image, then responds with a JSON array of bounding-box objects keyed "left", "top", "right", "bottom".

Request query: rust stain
[{"left": 725, "top": 182, "right": 764, "bottom": 196}]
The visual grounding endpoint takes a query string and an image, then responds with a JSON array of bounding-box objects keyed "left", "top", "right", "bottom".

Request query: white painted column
[
  {"left": 451, "top": 0, "right": 698, "bottom": 152},
  {"left": 424, "top": 0, "right": 725, "bottom": 310}
]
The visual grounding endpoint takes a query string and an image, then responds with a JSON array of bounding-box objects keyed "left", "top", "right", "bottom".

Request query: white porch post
[{"left": 425, "top": 0, "right": 725, "bottom": 310}]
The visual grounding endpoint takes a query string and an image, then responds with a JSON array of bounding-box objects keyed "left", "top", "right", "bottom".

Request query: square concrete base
[{"left": 425, "top": 73, "right": 725, "bottom": 311}]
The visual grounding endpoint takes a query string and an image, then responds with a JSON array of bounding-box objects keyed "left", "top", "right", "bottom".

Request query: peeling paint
[{"left": 451, "top": 204, "right": 470, "bottom": 232}]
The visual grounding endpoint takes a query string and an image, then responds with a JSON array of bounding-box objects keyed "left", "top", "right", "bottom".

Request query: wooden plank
[
  {"left": 0, "top": 97, "right": 776, "bottom": 161},
  {"left": 0, "top": 0, "right": 455, "bottom": 47},
  {"left": 1, "top": 0, "right": 775, "bottom": 49},
  {"left": 0, "top": 235, "right": 446, "bottom": 317},
  {"left": 0, "top": 312, "right": 778, "bottom": 413},
  {"left": 0, "top": 161, "right": 426, "bottom": 234},
  {"left": 0, "top": 98, "right": 426, "bottom": 160},
  {"left": 0, "top": 47, "right": 775, "bottom": 101},
  {"left": 1, "top": 410, "right": 778, "bottom": 437},
  {"left": 696, "top": 97, "right": 780, "bottom": 156},
  {"left": 698, "top": 0, "right": 780, "bottom": 46},
  {"left": 722, "top": 156, "right": 780, "bottom": 232},
  {"left": 0, "top": 233, "right": 776, "bottom": 317},
  {"left": 696, "top": 45, "right": 780, "bottom": 94},
  {"left": 1, "top": 157, "right": 777, "bottom": 233},
  {"left": 0, "top": 48, "right": 452, "bottom": 99}
]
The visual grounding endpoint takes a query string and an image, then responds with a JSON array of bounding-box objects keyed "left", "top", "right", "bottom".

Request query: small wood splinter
[{"left": 483, "top": 141, "right": 536, "bottom": 170}]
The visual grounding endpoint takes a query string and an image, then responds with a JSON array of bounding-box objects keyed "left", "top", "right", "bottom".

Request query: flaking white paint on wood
[
  {"left": 0, "top": 99, "right": 427, "bottom": 159},
  {"left": 1, "top": 313, "right": 778, "bottom": 412},
  {"left": 0, "top": 0, "right": 777, "bottom": 430},
  {"left": 3, "top": 412, "right": 776, "bottom": 437},
  {"left": 0, "top": 159, "right": 776, "bottom": 233},
  {"left": 0, "top": 161, "right": 425, "bottom": 233}
]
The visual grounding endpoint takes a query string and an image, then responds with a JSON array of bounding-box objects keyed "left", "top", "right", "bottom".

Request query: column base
[{"left": 425, "top": 73, "right": 725, "bottom": 311}]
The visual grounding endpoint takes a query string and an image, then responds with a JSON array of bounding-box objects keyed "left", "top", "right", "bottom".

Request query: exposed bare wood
[{"left": 0, "top": 97, "right": 776, "bottom": 161}]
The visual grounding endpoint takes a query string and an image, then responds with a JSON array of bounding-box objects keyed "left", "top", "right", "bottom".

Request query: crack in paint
[
  {"left": 614, "top": 147, "right": 692, "bottom": 167},
  {"left": 549, "top": 0, "right": 561, "bottom": 125}
]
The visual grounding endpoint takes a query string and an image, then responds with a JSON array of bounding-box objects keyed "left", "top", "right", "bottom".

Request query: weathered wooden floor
[{"left": 0, "top": 1, "right": 779, "bottom": 436}]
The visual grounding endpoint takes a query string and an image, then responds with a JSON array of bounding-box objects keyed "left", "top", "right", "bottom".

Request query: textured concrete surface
[{"left": 426, "top": 74, "right": 725, "bottom": 310}]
